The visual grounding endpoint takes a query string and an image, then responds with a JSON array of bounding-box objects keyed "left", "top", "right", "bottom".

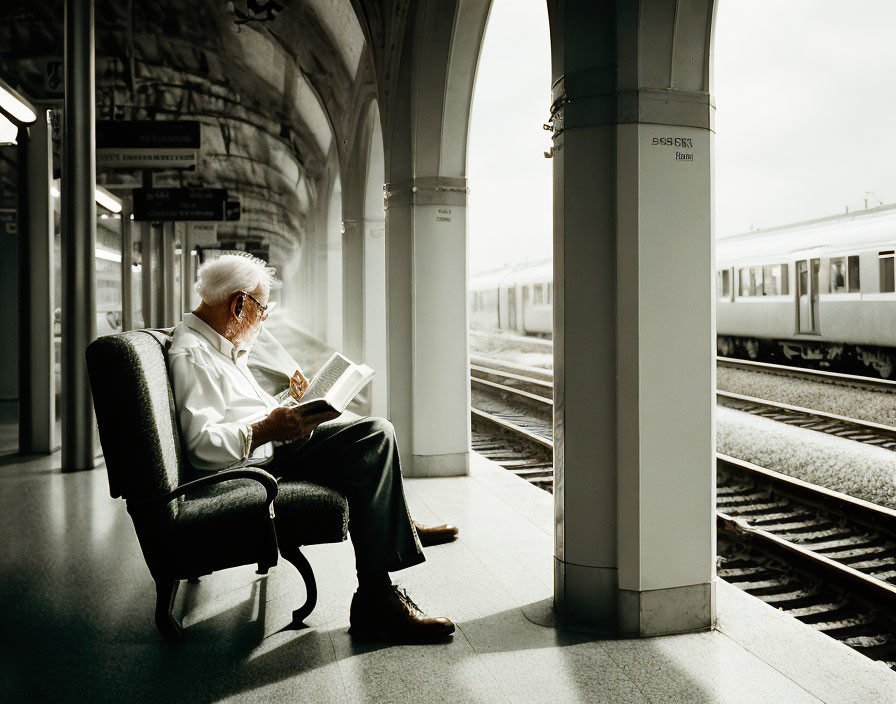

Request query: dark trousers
[{"left": 269, "top": 415, "right": 425, "bottom": 575}]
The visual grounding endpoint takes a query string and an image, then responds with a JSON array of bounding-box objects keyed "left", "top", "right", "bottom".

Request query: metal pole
[
  {"left": 62, "top": 0, "right": 97, "bottom": 470},
  {"left": 18, "top": 110, "right": 56, "bottom": 454},
  {"left": 141, "top": 221, "right": 155, "bottom": 326},
  {"left": 120, "top": 197, "right": 133, "bottom": 331},
  {"left": 181, "top": 222, "right": 193, "bottom": 315},
  {"left": 160, "top": 221, "right": 176, "bottom": 326}
]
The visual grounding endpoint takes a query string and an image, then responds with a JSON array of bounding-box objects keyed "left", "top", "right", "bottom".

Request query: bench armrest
[{"left": 130, "top": 468, "right": 279, "bottom": 516}]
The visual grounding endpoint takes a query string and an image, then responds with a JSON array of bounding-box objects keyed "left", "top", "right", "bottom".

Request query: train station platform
[{"left": 2, "top": 446, "right": 894, "bottom": 703}]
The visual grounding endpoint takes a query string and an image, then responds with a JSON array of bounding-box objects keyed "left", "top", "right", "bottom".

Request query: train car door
[
  {"left": 796, "top": 258, "right": 820, "bottom": 333},
  {"left": 508, "top": 286, "right": 517, "bottom": 330}
]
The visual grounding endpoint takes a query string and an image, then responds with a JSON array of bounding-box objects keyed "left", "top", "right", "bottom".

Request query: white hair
[{"left": 195, "top": 253, "right": 275, "bottom": 305}]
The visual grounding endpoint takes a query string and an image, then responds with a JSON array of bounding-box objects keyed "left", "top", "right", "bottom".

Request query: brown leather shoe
[
  {"left": 348, "top": 585, "right": 455, "bottom": 643},
  {"left": 413, "top": 520, "right": 459, "bottom": 547}
]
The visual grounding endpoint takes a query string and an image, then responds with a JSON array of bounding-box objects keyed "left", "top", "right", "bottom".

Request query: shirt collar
[{"left": 183, "top": 313, "right": 249, "bottom": 363}]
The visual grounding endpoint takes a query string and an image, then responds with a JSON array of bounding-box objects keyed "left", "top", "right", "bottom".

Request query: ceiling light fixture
[
  {"left": 0, "top": 77, "right": 37, "bottom": 125},
  {"left": 95, "top": 186, "right": 123, "bottom": 214}
]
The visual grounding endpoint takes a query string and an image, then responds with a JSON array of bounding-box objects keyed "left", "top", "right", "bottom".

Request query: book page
[
  {"left": 301, "top": 353, "right": 351, "bottom": 403},
  {"left": 329, "top": 368, "right": 364, "bottom": 412}
]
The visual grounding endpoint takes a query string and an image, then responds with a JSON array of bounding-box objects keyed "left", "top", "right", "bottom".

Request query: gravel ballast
[
  {"left": 717, "top": 405, "right": 896, "bottom": 510},
  {"left": 717, "top": 367, "right": 896, "bottom": 427}
]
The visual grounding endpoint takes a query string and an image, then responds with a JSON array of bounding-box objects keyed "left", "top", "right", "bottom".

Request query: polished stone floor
[{"left": 1, "top": 447, "right": 894, "bottom": 703}]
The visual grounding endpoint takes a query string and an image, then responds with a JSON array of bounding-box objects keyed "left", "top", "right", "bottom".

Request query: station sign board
[
  {"left": 97, "top": 121, "right": 200, "bottom": 169},
  {"left": 133, "top": 188, "right": 228, "bottom": 222}
]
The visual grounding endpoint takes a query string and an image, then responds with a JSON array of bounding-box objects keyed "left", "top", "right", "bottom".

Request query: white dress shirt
[{"left": 168, "top": 313, "right": 283, "bottom": 472}]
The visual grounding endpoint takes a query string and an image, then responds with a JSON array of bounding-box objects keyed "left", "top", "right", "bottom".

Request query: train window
[
  {"left": 546, "top": 283, "right": 552, "bottom": 304},
  {"left": 830, "top": 255, "right": 860, "bottom": 293},
  {"left": 761, "top": 264, "right": 788, "bottom": 295},
  {"left": 738, "top": 268, "right": 754, "bottom": 296},
  {"left": 880, "top": 251, "right": 895, "bottom": 293},
  {"left": 717, "top": 269, "right": 730, "bottom": 297},
  {"left": 737, "top": 264, "right": 788, "bottom": 296},
  {"left": 533, "top": 283, "right": 544, "bottom": 304},
  {"left": 830, "top": 257, "right": 847, "bottom": 293}
]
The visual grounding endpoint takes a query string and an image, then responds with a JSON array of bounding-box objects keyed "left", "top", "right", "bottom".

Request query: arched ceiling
[{"left": 0, "top": 0, "right": 369, "bottom": 268}]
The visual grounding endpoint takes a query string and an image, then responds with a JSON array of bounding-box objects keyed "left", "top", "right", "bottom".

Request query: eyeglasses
[{"left": 238, "top": 291, "right": 273, "bottom": 321}]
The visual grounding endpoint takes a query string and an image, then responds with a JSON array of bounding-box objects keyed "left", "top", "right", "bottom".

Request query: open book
[{"left": 277, "top": 352, "right": 374, "bottom": 414}]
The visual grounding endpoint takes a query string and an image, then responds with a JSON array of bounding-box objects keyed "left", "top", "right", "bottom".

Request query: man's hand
[
  {"left": 250, "top": 406, "right": 341, "bottom": 450},
  {"left": 289, "top": 370, "right": 309, "bottom": 402}
]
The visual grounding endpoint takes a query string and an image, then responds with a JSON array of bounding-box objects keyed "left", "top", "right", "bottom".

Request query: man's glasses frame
[{"left": 237, "top": 290, "right": 272, "bottom": 321}]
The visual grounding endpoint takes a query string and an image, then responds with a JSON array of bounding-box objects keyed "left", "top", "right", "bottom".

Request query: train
[
  {"left": 468, "top": 204, "right": 896, "bottom": 377},
  {"left": 468, "top": 259, "right": 552, "bottom": 337}
]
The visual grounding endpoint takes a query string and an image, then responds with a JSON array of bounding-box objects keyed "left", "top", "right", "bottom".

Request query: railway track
[
  {"left": 717, "top": 356, "right": 896, "bottom": 392},
  {"left": 718, "top": 454, "right": 896, "bottom": 669},
  {"left": 470, "top": 353, "right": 896, "bottom": 667},
  {"left": 717, "top": 391, "right": 896, "bottom": 451},
  {"left": 470, "top": 356, "right": 554, "bottom": 491}
]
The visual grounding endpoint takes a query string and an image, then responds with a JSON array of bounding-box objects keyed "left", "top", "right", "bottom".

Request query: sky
[{"left": 468, "top": 0, "right": 896, "bottom": 273}]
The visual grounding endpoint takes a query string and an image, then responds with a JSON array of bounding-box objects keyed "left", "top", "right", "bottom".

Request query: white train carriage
[
  {"left": 717, "top": 204, "right": 896, "bottom": 377},
  {"left": 469, "top": 259, "right": 553, "bottom": 336}
]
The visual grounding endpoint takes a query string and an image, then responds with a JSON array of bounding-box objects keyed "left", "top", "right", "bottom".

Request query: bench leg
[
  {"left": 155, "top": 577, "right": 184, "bottom": 642},
  {"left": 281, "top": 546, "right": 317, "bottom": 628}
]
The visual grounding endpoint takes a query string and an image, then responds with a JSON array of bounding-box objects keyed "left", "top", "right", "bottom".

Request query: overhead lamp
[
  {"left": 0, "top": 76, "right": 37, "bottom": 125},
  {"left": 95, "top": 186, "right": 123, "bottom": 214},
  {"left": 0, "top": 113, "right": 17, "bottom": 145}
]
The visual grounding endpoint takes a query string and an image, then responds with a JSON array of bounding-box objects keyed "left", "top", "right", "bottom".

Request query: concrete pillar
[
  {"left": 61, "top": 0, "right": 97, "bottom": 471},
  {"left": 379, "top": 0, "right": 488, "bottom": 476},
  {"left": 325, "top": 175, "right": 343, "bottom": 350},
  {"left": 363, "top": 108, "right": 388, "bottom": 418},
  {"left": 549, "top": 0, "right": 716, "bottom": 635},
  {"left": 342, "top": 215, "right": 363, "bottom": 362},
  {"left": 18, "top": 109, "right": 55, "bottom": 454},
  {"left": 385, "top": 178, "right": 471, "bottom": 476}
]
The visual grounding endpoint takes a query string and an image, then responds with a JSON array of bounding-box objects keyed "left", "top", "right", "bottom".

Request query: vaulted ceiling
[{"left": 0, "top": 0, "right": 376, "bottom": 267}]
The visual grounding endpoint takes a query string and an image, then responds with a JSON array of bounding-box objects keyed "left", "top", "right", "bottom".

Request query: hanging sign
[
  {"left": 133, "top": 188, "right": 228, "bottom": 221},
  {"left": 97, "top": 121, "right": 200, "bottom": 169}
]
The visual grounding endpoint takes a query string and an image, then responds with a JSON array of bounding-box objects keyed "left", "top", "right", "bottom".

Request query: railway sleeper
[
  {"left": 757, "top": 586, "right": 823, "bottom": 605},
  {"left": 755, "top": 519, "right": 836, "bottom": 533},
  {"left": 775, "top": 526, "right": 851, "bottom": 541},
  {"left": 785, "top": 601, "right": 850, "bottom": 618},
  {"left": 818, "top": 544, "right": 894, "bottom": 560},
  {"left": 806, "top": 535, "right": 881, "bottom": 551},
  {"left": 721, "top": 501, "right": 794, "bottom": 514},
  {"left": 740, "top": 510, "right": 811, "bottom": 524}
]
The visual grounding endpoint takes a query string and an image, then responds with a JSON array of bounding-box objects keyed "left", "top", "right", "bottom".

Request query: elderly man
[{"left": 167, "top": 253, "right": 455, "bottom": 643}]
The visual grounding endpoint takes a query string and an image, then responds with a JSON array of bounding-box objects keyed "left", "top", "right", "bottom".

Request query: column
[
  {"left": 363, "top": 210, "right": 388, "bottom": 417},
  {"left": 120, "top": 197, "right": 133, "bottom": 331},
  {"left": 181, "top": 221, "right": 193, "bottom": 315},
  {"left": 342, "top": 216, "right": 363, "bottom": 363},
  {"left": 61, "top": 0, "right": 97, "bottom": 471},
  {"left": 141, "top": 221, "right": 156, "bottom": 327},
  {"left": 160, "top": 221, "right": 177, "bottom": 327},
  {"left": 385, "top": 177, "right": 470, "bottom": 476},
  {"left": 550, "top": 0, "right": 715, "bottom": 635},
  {"left": 18, "top": 109, "right": 55, "bottom": 453}
]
